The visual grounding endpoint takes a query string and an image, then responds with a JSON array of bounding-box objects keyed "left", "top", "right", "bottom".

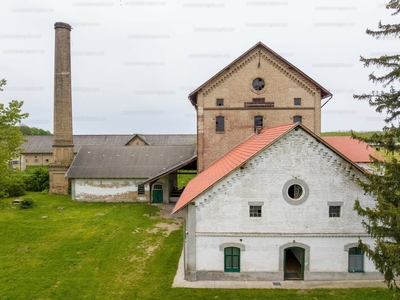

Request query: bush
[
  {"left": 20, "top": 198, "right": 34, "bottom": 209},
  {"left": 24, "top": 167, "right": 49, "bottom": 192},
  {"left": 0, "top": 168, "right": 26, "bottom": 198}
]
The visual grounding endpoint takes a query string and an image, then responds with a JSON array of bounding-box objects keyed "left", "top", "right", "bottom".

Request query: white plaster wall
[
  {"left": 192, "top": 128, "right": 378, "bottom": 275},
  {"left": 73, "top": 178, "right": 149, "bottom": 202},
  {"left": 195, "top": 236, "right": 377, "bottom": 273},
  {"left": 195, "top": 128, "right": 375, "bottom": 235}
]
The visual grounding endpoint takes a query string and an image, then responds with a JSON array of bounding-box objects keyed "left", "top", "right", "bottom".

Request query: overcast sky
[{"left": 0, "top": 0, "right": 397, "bottom": 134}]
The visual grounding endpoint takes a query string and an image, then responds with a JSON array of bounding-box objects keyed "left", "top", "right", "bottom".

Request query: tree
[
  {"left": 353, "top": 0, "right": 400, "bottom": 294},
  {"left": 19, "top": 125, "right": 52, "bottom": 135},
  {"left": 0, "top": 79, "right": 29, "bottom": 197}
]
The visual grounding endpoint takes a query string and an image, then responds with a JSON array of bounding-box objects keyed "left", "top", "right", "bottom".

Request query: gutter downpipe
[{"left": 171, "top": 213, "right": 187, "bottom": 280}]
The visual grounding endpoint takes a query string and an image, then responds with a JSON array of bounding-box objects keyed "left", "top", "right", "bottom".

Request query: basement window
[
  {"left": 294, "top": 98, "right": 301, "bottom": 106},
  {"left": 216, "top": 99, "right": 224, "bottom": 106},
  {"left": 329, "top": 206, "right": 341, "bottom": 218},
  {"left": 216, "top": 116, "right": 225, "bottom": 132},
  {"left": 138, "top": 184, "right": 145, "bottom": 195}
]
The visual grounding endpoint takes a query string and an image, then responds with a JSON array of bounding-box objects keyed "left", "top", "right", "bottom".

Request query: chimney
[{"left": 49, "top": 22, "right": 74, "bottom": 194}]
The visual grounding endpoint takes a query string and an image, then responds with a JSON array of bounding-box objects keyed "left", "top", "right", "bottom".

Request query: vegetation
[
  {"left": 0, "top": 79, "right": 29, "bottom": 198},
  {"left": 0, "top": 193, "right": 393, "bottom": 300},
  {"left": 321, "top": 131, "right": 381, "bottom": 139},
  {"left": 177, "top": 170, "right": 197, "bottom": 189},
  {"left": 23, "top": 167, "right": 49, "bottom": 192},
  {"left": 353, "top": 0, "right": 400, "bottom": 296},
  {"left": 19, "top": 125, "right": 52, "bottom": 135}
]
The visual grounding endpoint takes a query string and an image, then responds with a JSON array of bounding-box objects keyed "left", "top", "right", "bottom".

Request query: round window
[
  {"left": 252, "top": 78, "right": 265, "bottom": 91},
  {"left": 282, "top": 179, "right": 309, "bottom": 205},
  {"left": 288, "top": 184, "right": 303, "bottom": 200}
]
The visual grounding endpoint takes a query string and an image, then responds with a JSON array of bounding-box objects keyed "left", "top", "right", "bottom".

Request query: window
[
  {"left": 288, "top": 184, "right": 303, "bottom": 199},
  {"left": 254, "top": 116, "right": 263, "bottom": 132},
  {"left": 216, "top": 99, "right": 224, "bottom": 106},
  {"left": 293, "top": 115, "right": 302, "bottom": 123},
  {"left": 138, "top": 184, "right": 145, "bottom": 195},
  {"left": 216, "top": 116, "right": 224, "bottom": 132},
  {"left": 249, "top": 206, "right": 262, "bottom": 217},
  {"left": 348, "top": 247, "right": 364, "bottom": 272},
  {"left": 252, "top": 78, "right": 265, "bottom": 91},
  {"left": 329, "top": 206, "right": 341, "bottom": 218},
  {"left": 224, "top": 247, "right": 240, "bottom": 272},
  {"left": 294, "top": 98, "right": 301, "bottom": 106}
]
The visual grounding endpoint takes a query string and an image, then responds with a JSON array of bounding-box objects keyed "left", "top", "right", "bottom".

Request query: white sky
[{"left": 0, "top": 0, "right": 397, "bottom": 134}]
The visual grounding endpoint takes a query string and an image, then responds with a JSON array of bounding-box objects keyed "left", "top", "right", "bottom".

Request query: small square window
[
  {"left": 293, "top": 115, "right": 302, "bottom": 123},
  {"left": 329, "top": 206, "right": 341, "bottom": 218},
  {"left": 249, "top": 206, "right": 262, "bottom": 217},
  {"left": 216, "top": 99, "right": 224, "bottom": 106},
  {"left": 294, "top": 98, "right": 301, "bottom": 106}
]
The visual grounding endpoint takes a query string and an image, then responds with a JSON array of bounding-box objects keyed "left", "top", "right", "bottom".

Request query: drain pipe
[{"left": 171, "top": 214, "right": 187, "bottom": 280}]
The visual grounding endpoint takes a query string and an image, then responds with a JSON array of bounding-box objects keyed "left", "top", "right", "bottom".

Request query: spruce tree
[{"left": 353, "top": 0, "right": 400, "bottom": 294}]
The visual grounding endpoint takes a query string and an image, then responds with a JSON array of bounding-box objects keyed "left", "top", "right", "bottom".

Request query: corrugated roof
[
  {"left": 322, "top": 136, "right": 384, "bottom": 163},
  {"left": 172, "top": 124, "right": 368, "bottom": 214},
  {"left": 65, "top": 145, "right": 197, "bottom": 179},
  {"left": 21, "top": 134, "right": 197, "bottom": 154},
  {"left": 188, "top": 42, "right": 332, "bottom": 106}
]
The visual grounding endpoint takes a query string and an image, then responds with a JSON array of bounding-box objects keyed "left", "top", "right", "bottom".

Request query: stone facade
[
  {"left": 50, "top": 22, "right": 74, "bottom": 194},
  {"left": 191, "top": 43, "right": 331, "bottom": 172},
  {"left": 184, "top": 127, "right": 380, "bottom": 281}
]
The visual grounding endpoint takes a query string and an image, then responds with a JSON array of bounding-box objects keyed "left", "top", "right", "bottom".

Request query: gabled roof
[
  {"left": 65, "top": 145, "right": 197, "bottom": 179},
  {"left": 188, "top": 42, "right": 332, "bottom": 105},
  {"left": 21, "top": 134, "right": 197, "bottom": 154},
  {"left": 322, "top": 136, "right": 384, "bottom": 163},
  {"left": 172, "top": 123, "right": 366, "bottom": 214}
]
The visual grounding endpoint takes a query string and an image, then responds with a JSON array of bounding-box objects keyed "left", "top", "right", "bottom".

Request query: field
[{"left": 0, "top": 193, "right": 393, "bottom": 300}]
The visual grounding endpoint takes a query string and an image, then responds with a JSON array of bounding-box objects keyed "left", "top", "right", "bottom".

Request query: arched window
[
  {"left": 293, "top": 115, "right": 302, "bottom": 123},
  {"left": 348, "top": 247, "right": 364, "bottom": 272},
  {"left": 224, "top": 247, "right": 240, "bottom": 272}
]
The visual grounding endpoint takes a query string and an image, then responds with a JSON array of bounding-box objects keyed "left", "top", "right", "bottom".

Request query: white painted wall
[
  {"left": 191, "top": 128, "right": 378, "bottom": 277},
  {"left": 72, "top": 178, "right": 149, "bottom": 202}
]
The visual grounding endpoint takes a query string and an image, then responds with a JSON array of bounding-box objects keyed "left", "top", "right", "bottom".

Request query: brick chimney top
[{"left": 54, "top": 22, "right": 72, "bottom": 31}]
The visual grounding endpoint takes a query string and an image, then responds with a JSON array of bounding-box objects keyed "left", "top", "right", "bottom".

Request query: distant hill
[{"left": 321, "top": 131, "right": 381, "bottom": 139}]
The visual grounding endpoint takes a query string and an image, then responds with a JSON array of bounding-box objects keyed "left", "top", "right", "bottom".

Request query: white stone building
[{"left": 172, "top": 123, "right": 381, "bottom": 281}]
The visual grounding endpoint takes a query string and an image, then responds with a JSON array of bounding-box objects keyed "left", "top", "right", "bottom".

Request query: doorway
[
  {"left": 152, "top": 184, "right": 163, "bottom": 203},
  {"left": 284, "top": 247, "right": 304, "bottom": 280}
]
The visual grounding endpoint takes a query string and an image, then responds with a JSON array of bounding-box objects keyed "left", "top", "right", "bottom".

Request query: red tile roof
[
  {"left": 322, "top": 136, "right": 383, "bottom": 163},
  {"left": 172, "top": 123, "right": 297, "bottom": 214}
]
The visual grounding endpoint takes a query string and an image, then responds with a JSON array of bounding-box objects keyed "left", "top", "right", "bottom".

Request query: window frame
[
  {"left": 294, "top": 98, "right": 301, "bottom": 106},
  {"left": 254, "top": 115, "right": 263, "bottom": 132},
  {"left": 348, "top": 247, "right": 364, "bottom": 273},
  {"left": 216, "top": 116, "right": 225, "bottom": 132},
  {"left": 224, "top": 247, "right": 240, "bottom": 272},
  {"left": 329, "top": 206, "right": 341, "bottom": 218},
  {"left": 293, "top": 115, "right": 302, "bottom": 123},
  {"left": 249, "top": 205, "right": 262, "bottom": 217},
  {"left": 138, "top": 184, "right": 145, "bottom": 195},
  {"left": 216, "top": 99, "right": 224, "bottom": 106}
]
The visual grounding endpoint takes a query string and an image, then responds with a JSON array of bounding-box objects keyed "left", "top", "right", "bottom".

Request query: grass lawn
[{"left": 0, "top": 193, "right": 393, "bottom": 300}]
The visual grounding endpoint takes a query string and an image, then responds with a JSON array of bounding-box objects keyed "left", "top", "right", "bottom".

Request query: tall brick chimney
[{"left": 49, "top": 22, "right": 74, "bottom": 194}]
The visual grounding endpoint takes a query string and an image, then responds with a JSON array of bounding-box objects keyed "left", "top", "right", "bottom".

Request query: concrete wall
[
  {"left": 187, "top": 128, "right": 380, "bottom": 281},
  {"left": 196, "top": 47, "right": 322, "bottom": 171}
]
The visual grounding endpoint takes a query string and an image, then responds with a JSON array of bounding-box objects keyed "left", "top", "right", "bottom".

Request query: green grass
[
  {"left": 0, "top": 193, "right": 394, "bottom": 300},
  {"left": 177, "top": 170, "right": 196, "bottom": 189}
]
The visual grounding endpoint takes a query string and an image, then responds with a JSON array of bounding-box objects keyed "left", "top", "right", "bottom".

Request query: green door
[{"left": 152, "top": 184, "right": 163, "bottom": 203}]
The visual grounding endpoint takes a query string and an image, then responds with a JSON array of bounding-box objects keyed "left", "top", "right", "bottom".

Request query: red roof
[
  {"left": 172, "top": 123, "right": 297, "bottom": 214},
  {"left": 322, "top": 136, "right": 383, "bottom": 163}
]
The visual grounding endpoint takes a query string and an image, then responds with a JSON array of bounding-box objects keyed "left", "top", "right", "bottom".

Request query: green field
[{"left": 0, "top": 193, "right": 393, "bottom": 299}]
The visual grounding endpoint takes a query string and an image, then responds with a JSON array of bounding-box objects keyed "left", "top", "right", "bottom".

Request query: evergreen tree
[{"left": 353, "top": 0, "right": 400, "bottom": 294}]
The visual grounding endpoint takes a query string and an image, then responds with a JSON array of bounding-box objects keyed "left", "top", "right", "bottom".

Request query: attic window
[
  {"left": 294, "top": 98, "right": 301, "bottom": 106},
  {"left": 216, "top": 99, "right": 224, "bottom": 106},
  {"left": 293, "top": 115, "right": 302, "bottom": 123}
]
